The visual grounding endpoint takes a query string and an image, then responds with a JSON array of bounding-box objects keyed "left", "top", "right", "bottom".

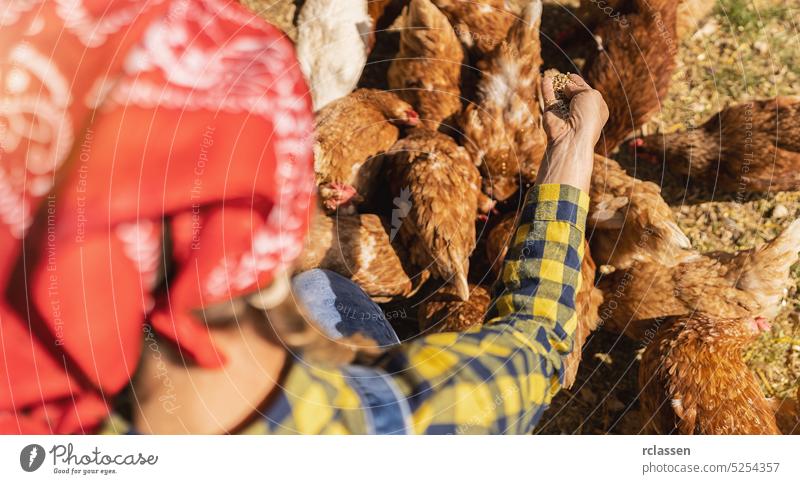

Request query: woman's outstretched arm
[{"left": 267, "top": 74, "right": 608, "bottom": 435}]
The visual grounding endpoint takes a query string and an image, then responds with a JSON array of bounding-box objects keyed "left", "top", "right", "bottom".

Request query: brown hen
[
  {"left": 632, "top": 97, "right": 800, "bottom": 193},
  {"left": 639, "top": 313, "right": 779, "bottom": 434},
  {"left": 599, "top": 251, "right": 759, "bottom": 340},
  {"left": 565, "top": 0, "right": 713, "bottom": 43},
  {"left": 431, "top": 0, "right": 515, "bottom": 60},
  {"left": 599, "top": 219, "right": 800, "bottom": 340},
  {"left": 314, "top": 89, "right": 419, "bottom": 213},
  {"left": 385, "top": 128, "right": 481, "bottom": 301},
  {"left": 461, "top": 0, "right": 547, "bottom": 202},
  {"left": 295, "top": 212, "right": 429, "bottom": 302},
  {"left": 418, "top": 284, "right": 492, "bottom": 333},
  {"left": 589, "top": 155, "right": 690, "bottom": 269},
  {"left": 388, "top": 0, "right": 464, "bottom": 130},
  {"left": 582, "top": 0, "right": 679, "bottom": 155}
]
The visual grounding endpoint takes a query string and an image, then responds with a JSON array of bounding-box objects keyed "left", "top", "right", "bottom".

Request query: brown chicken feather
[
  {"left": 639, "top": 313, "right": 779, "bottom": 434},
  {"left": 566, "top": 0, "right": 713, "bottom": 42},
  {"left": 388, "top": 0, "right": 464, "bottom": 130},
  {"left": 632, "top": 97, "right": 800, "bottom": 193},
  {"left": 707, "top": 219, "right": 800, "bottom": 319},
  {"left": 385, "top": 128, "right": 481, "bottom": 301},
  {"left": 368, "top": 0, "right": 404, "bottom": 29},
  {"left": 599, "top": 251, "right": 758, "bottom": 340},
  {"left": 583, "top": 0, "right": 679, "bottom": 155},
  {"left": 570, "top": 0, "right": 629, "bottom": 36},
  {"left": 774, "top": 387, "right": 800, "bottom": 435},
  {"left": 431, "top": 0, "right": 515, "bottom": 59},
  {"left": 295, "top": 212, "right": 429, "bottom": 302},
  {"left": 314, "top": 89, "right": 419, "bottom": 213},
  {"left": 485, "top": 211, "right": 521, "bottom": 277},
  {"left": 589, "top": 155, "right": 690, "bottom": 269},
  {"left": 599, "top": 219, "right": 800, "bottom": 340},
  {"left": 563, "top": 241, "right": 603, "bottom": 389},
  {"left": 418, "top": 284, "right": 492, "bottom": 332},
  {"left": 461, "top": 0, "right": 547, "bottom": 202}
]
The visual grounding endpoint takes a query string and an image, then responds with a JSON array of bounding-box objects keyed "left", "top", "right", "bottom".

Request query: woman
[
  {"left": 0, "top": 0, "right": 314, "bottom": 434},
  {"left": 0, "top": 0, "right": 608, "bottom": 434}
]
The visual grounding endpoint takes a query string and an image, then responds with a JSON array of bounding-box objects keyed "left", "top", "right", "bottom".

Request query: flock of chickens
[{"left": 271, "top": 0, "right": 800, "bottom": 434}]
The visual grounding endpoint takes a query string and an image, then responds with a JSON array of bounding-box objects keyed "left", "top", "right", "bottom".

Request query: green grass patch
[{"left": 716, "top": 0, "right": 792, "bottom": 29}]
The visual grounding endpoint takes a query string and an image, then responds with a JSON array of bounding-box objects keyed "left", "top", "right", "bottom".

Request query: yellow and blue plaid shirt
[{"left": 259, "top": 184, "right": 589, "bottom": 435}]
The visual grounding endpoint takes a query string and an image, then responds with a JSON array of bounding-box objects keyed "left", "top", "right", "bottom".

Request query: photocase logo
[
  {"left": 20, "top": 444, "right": 45, "bottom": 472},
  {"left": 390, "top": 187, "right": 412, "bottom": 242}
]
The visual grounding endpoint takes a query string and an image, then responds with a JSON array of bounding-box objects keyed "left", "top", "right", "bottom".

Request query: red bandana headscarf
[{"left": 0, "top": 0, "right": 315, "bottom": 434}]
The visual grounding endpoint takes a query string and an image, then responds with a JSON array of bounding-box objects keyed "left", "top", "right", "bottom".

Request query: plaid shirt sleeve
[{"left": 265, "top": 184, "right": 589, "bottom": 435}]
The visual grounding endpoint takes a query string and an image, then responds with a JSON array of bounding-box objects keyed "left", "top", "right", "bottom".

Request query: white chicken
[{"left": 296, "top": 0, "right": 372, "bottom": 111}]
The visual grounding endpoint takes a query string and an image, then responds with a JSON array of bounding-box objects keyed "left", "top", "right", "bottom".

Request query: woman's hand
[{"left": 536, "top": 73, "right": 609, "bottom": 191}]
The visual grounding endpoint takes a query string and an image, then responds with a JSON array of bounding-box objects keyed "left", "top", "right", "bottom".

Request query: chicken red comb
[
  {"left": 406, "top": 109, "right": 420, "bottom": 125},
  {"left": 630, "top": 138, "right": 646, "bottom": 147},
  {"left": 754, "top": 316, "right": 771, "bottom": 332},
  {"left": 554, "top": 29, "right": 573, "bottom": 45}
]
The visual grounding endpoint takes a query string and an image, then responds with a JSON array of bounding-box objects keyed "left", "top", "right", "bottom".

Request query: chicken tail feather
[
  {"left": 726, "top": 218, "right": 800, "bottom": 318},
  {"left": 760, "top": 218, "right": 800, "bottom": 263},
  {"left": 506, "top": 0, "right": 543, "bottom": 51}
]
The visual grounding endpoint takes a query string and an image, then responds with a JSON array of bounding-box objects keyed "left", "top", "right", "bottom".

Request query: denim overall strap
[{"left": 341, "top": 364, "right": 413, "bottom": 435}]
